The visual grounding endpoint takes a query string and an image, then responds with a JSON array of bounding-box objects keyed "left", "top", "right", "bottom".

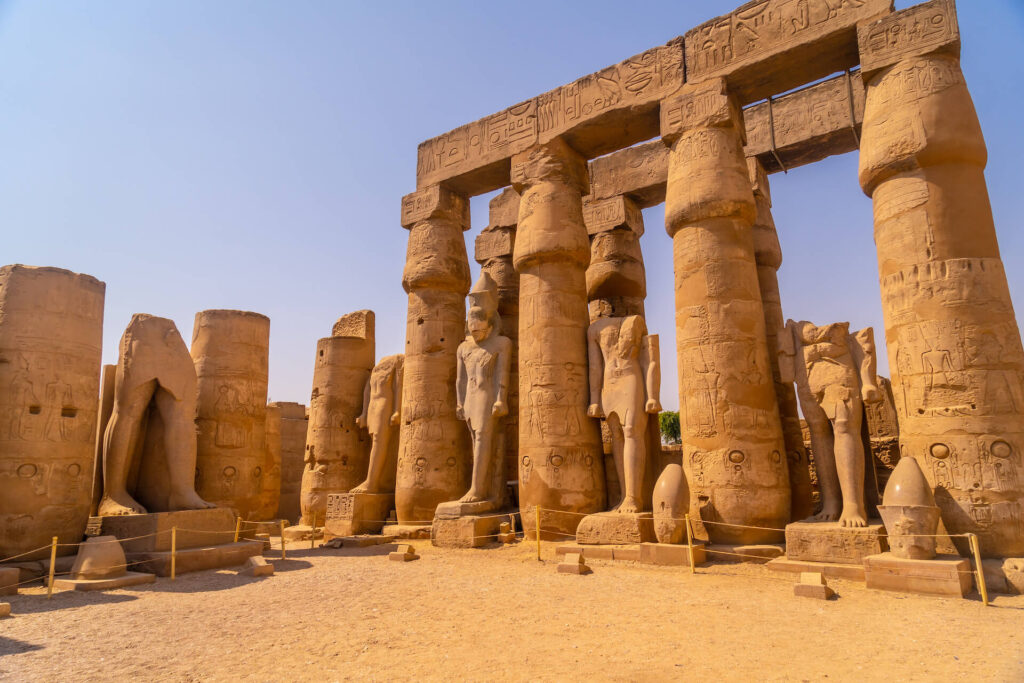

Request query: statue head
[{"left": 467, "top": 272, "right": 501, "bottom": 342}]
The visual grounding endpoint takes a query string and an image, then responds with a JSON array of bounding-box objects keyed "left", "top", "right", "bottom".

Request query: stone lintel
[
  {"left": 416, "top": 41, "right": 683, "bottom": 196},
  {"left": 685, "top": 0, "right": 893, "bottom": 105},
  {"left": 582, "top": 195, "right": 644, "bottom": 237},
  {"left": 400, "top": 184, "right": 470, "bottom": 230},
  {"left": 488, "top": 187, "right": 521, "bottom": 229},
  {"left": 660, "top": 78, "right": 742, "bottom": 143},
  {"left": 475, "top": 227, "right": 515, "bottom": 263},
  {"left": 858, "top": 0, "right": 960, "bottom": 81}
]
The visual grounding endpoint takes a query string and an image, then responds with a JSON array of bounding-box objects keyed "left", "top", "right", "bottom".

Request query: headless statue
[
  {"left": 780, "top": 320, "right": 880, "bottom": 528},
  {"left": 99, "top": 314, "right": 213, "bottom": 516},
  {"left": 351, "top": 354, "right": 403, "bottom": 493},
  {"left": 587, "top": 315, "right": 661, "bottom": 514},
  {"left": 452, "top": 272, "right": 512, "bottom": 507}
]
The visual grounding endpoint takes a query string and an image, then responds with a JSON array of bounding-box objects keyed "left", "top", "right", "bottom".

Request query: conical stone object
[{"left": 882, "top": 457, "right": 936, "bottom": 508}]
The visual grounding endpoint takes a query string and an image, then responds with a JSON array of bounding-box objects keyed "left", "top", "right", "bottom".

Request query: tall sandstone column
[
  {"left": 0, "top": 265, "right": 104, "bottom": 559},
  {"left": 300, "top": 311, "right": 374, "bottom": 528},
  {"left": 512, "top": 138, "right": 605, "bottom": 539},
  {"left": 397, "top": 185, "right": 472, "bottom": 525},
  {"left": 475, "top": 188, "right": 520, "bottom": 487},
  {"left": 858, "top": 0, "right": 1024, "bottom": 557},
  {"left": 257, "top": 403, "right": 283, "bottom": 521},
  {"left": 661, "top": 79, "right": 789, "bottom": 543},
  {"left": 192, "top": 309, "right": 270, "bottom": 520},
  {"left": 748, "top": 158, "right": 814, "bottom": 522},
  {"left": 273, "top": 401, "right": 307, "bottom": 523}
]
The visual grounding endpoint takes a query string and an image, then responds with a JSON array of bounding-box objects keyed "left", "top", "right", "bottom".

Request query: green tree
[{"left": 659, "top": 410, "right": 681, "bottom": 445}]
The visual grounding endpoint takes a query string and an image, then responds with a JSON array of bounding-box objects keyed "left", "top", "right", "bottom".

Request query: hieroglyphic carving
[
  {"left": 582, "top": 195, "right": 644, "bottom": 237},
  {"left": 858, "top": 0, "right": 958, "bottom": 78}
]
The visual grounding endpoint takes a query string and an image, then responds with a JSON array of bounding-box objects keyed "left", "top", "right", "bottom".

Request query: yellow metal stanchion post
[
  {"left": 969, "top": 533, "right": 989, "bottom": 606},
  {"left": 47, "top": 536, "right": 58, "bottom": 599},
  {"left": 280, "top": 519, "right": 287, "bottom": 560},
  {"left": 535, "top": 506, "right": 541, "bottom": 561},
  {"left": 684, "top": 514, "right": 696, "bottom": 575},
  {"left": 234, "top": 516, "right": 242, "bottom": 543},
  {"left": 170, "top": 527, "right": 177, "bottom": 581}
]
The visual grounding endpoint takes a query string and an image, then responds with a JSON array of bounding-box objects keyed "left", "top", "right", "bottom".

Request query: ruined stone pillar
[
  {"left": 0, "top": 265, "right": 105, "bottom": 559},
  {"left": 397, "top": 185, "right": 472, "bottom": 525},
  {"left": 748, "top": 158, "right": 813, "bottom": 522},
  {"left": 474, "top": 188, "right": 520, "bottom": 489},
  {"left": 512, "top": 138, "right": 605, "bottom": 539},
  {"left": 299, "top": 312, "right": 374, "bottom": 530},
  {"left": 192, "top": 310, "right": 270, "bottom": 520},
  {"left": 257, "top": 403, "right": 282, "bottom": 521},
  {"left": 273, "top": 401, "right": 307, "bottom": 523},
  {"left": 661, "top": 79, "right": 789, "bottom": 543},
  {"left": 858, "top": 1, "right": 1024, "bottom": 557}
]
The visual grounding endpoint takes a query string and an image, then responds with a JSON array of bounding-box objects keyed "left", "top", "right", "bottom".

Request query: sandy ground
[{"left": 1, "top": 539, "right": 1022, "bottom": 682}]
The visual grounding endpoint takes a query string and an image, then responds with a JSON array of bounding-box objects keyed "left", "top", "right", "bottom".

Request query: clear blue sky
[{"left": 2, "top": 1, "right": 1022, "bottom": 410}]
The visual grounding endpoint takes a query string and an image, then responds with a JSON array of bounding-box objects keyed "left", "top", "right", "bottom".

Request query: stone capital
[
  {"left": 400, "top": 185, "right": 470, "bottom": 230},
  {"left": 488, "top": 188, "right": 521, "bottom": 230},
  {"left": 858, "top": 0, "right": 960, "bottom": 82},
  {"left": 582, "top": 195, "right": 644, "bottom": 237},
  {"left": 475, "top": 227, "right": 516, "bottom": 263},
  {"left": 660, "top": 78, "right": 743, "bottom": 145},
  {"left": 510, "top": 139, "right": 589, "bottom": 194},
  {"left": 747, "top": 157, "right": 771, "bottom": 206}
]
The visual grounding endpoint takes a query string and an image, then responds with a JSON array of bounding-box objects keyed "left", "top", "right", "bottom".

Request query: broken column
[
  {"left": 858, "top": 0, "right": 1024, "bottom": 557},
  {"left": 0, "top": 265, "right": 104, "bottom": 559},
  {"left": 512, "top": 139, "right": 605, "bottom": 539},
  {"left": 397, "top": 186, "right": 472, "bottom": 527},
  {"left": 272, "top": 401, "right": 307, "bottom": 523},
  {"left": 192, "top": 310, "right": 271, "bottom": 520},
  {"left": 661, "top": 79, "right": 790, "bottom": 543},
  {"left": 748, "top": 158, "right": 813, "bottom": 522},
  {"left": 257, "top": 403, "right": 282, "bottom": 521},
  {"left": 474, "top": 188, "right": 520, "bottom": 489}
]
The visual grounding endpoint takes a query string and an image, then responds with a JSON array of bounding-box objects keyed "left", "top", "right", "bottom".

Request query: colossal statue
[{"left": 780, "top": 321, "right": 881, "bottom": 528}]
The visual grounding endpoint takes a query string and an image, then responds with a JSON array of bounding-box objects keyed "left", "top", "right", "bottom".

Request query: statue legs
[
  {"left": 156, "top": 387, "right": 213, "bottom": 511},
  {"left": 797, "top": 388, "right": 866, "bottom": 527},
  {"left": 607, "top": 410, "right": 648, "bottom": 514},
  {"left": 461, "top": 421, "right": 496, "bottom": 504},
  {"left": 99, "top": 378, "right": 155, "bottom": 516},
  {"left": 352, "top": 426, "right": 392, "bottom": 494}
]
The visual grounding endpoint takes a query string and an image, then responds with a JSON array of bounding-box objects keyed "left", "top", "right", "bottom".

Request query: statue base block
[
  {"left": 705, "top": 544, "right": 785, "bottom": 564},
  {"left": 87, "top": 508, "right": 237, "bottom": 552},
  {"left": 434, "top": 499, "right": 499, "bottom": 519},
  {"left": 323, "top": 492, "right": 395, "bottom": 540},
  {"left": 282, "top": 525, "right": 324, "bottom": 543},
  {"left": 576, "top": 511, "right": 655, "bottom": 545},
  {"left": 555, "top": 542, "right": 706, "bottom": 566},
  {"left": 0, "top": 568, "right": 19, "bottom": 596},
  {"left": 785, "top": 521, "right": 887, "bottom": 564},
  {"left": 382, "top": 524, "right": 431, "bottom": 540},
  {"left": 766, "top": 557, "right": 866, "bottom": 582},
  {"left": 864, "top": 553, "right": 972, "bottom": 598},
  {"left": 128, "top": 541, "right": 263, "bottom": 577},
  {"left": 53, "top": 571, "right": 155, "bottom": 592},
  {"left": 431, "top": 513, "right": 507, "bottom": 548}
]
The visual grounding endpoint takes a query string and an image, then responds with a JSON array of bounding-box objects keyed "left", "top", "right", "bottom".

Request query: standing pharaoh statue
[
  {"left": 437, "top": 272, "right": 511, "bottom": 517},
  {"left": 351, "top": 354, "right": 403, "bottom": 494},
  {"left": 780, "top": 321, "right": 881, "bottom": 528}
]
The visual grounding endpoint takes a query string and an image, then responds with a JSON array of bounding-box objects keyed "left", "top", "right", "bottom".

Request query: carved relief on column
[
  {"left": 748, "top": 158, "right": 813, "bottom": 521},
  {"left": 512, "top": 138, "right": 605, "bottom": 539},
  {"left": 474, "top": 188, "right": 520, "bottom": 489},
  {"left": 397, "top": 185, "right": 472, "bottom": 525},
  {"left": 661, "top": 78, "right": 790, "bottom": 543},
  {"left": 858, "top": 0, "right": 1024, "bottom": 557}
]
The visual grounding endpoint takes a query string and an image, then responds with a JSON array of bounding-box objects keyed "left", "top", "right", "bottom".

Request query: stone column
[
  {"left": 298, "top": 311, "right": 373, "bottom": 532},
  {"left": 397, "top": 185, "right": 472, "bottom": 525},
  {"left": 475, "top": 188, "right": 520, "bottom": 489},
  {"left": 512, "top": 138, "right": 605, "bottom": 539},
  {"left": 661, "top": 79, "right": 789, "bottom": 543},
  {"left": 272, "top": 401, "right": 307, "bottom": 524},
  {"left": 858, "top": 1, "right": 1024, "bottom": 557},
  {"left": 0, "top": 265, "right": 104, "bottom": 560},
  {"left": 192, "top": 309, "right": 270, "bottom": 520},
  {"left": 748, "top": 158, "right": 813, "bottom": 522},
  {"left": 257, "top": 403, "right": 282, "bottom": 521}
]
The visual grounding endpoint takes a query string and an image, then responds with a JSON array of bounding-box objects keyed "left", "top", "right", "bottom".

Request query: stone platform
[
  {"left": 785, "top": 521, "right": 887, "bottom": 565},
  {"left": 128, "top": 541, "right": 262, "bottom": 577},
  {"left": 864, "top": 553, "right": 973, "bottom": 598},
  {"left": 556, "top": 542, "right": 706, "bottom": 567},
  {"left": 282, "top": 524, "right": 324, "bottom": 543},
  {"left": 53, "top": 571, "right": 155, "bottom": 591},
  {"left": 382, "top": 524, "right": 432, "bottom": 540},
  {"left": 766, "top": 557, "right": 866, "bottom": 582},
  {"left": 431, "top": 513, "right": 510, "bottom": 548},
  {"left": 323, "top": 492, "right": 394, "bottom": 540},
  {"left": 576, "top": 511, "right": 655, "bottom": 545},
  {"left": 704, "top": 544, "right": 784, "bottom": 564}
]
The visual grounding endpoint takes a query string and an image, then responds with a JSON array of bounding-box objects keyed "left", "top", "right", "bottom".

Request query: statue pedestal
[
  {"left": 576, "top": 511, "right": 655, "bottom": 545},
  {"left": 785, "top": 521, "right": 888, "bottom": 565},
  {"left": 86, "top": 508, "right": 261, "bottom": 577},
  {"left": 431, "top": 514, "right": 507, "bottom": 548},
  {"left": 323, "top": 492, "right": 394, "bottom": 540},
  {"left": 864, "top": 553, "right": 972, "bottom": 598}
]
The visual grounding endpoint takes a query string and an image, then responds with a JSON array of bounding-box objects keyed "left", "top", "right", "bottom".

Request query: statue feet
[
  {"left": 839, "top": 510, "right": 868, "bottom": 528},
  {"left": 168, "top": 489, "right": 216, "bottom": 511},
  {"left": 98, "top": 492, "right": 146, "bottom": 516},
  {"left": 806, "top": 503, "right": 841, "bottom": 523},
  {"left": 458, "top": 488, "right": 485, "bottom": 504},
  {"left": 612, "top": 497, "right": 640, "bottom": 514},
  {"left": 349, "top": 482, "right": 372, "bottom": 494}
]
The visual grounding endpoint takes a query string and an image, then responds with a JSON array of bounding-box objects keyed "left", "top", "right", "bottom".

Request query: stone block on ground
[
  {"left": 766, "top": 557, "right": 866, "bottom": 582},
  {"left": 382, "top": 524, "right": 431, "bottom": 540},
  {"left": 557, "top": 552, "right": 592, "bottom": 575},
  {"left": 1002, "top": 558, "right": 1024, "bottom": 595},
  {"left": 794, "top": 572, "right": 835, "bottom": 600},
  {"left": 705, "top": 544, "right": 784, "bottom": 564},
  {"left": 639, "top": 543, "right": 707, "bottom": 567},
  {"left": 431, "top": 514, "right": 505, "bottom": 549},
  {"left": 0, "top": 567, "right": 19, "bottom": 596},
  {"left": 864, "top": 553, "right": 972, "bottom": 598},
  {"left": 324, "top": 492, "right": 394, "bottom": 539},
  {"left": 282, "top": 524, "right": 323, "bottom": 543},
  {"left": 388, "top": 544, "right": 419, "bottom": 562},
  {"left": 576, "top": 511, "right": 655, "bottom": 545},
  {"left": 0, "top": 603, "right": 10, "bottom": 618},
  {"left": 52, "top": 572, "right": 155, "bottom": 592},
  {"left": 87, "top": 508, "right": 237, "bottom": 553},
  {"left": 785, "top": 521, "right": 887, "bottom": 564},
  {"left": 497, "top": 522, "right": 515, "bottom": 544},
  {"left": 239, "top": 556, "right": 274, "bottom": 577},
  {"left": 128, "top": 540, "right": 263, "bottom": 577},
  {"left": 981, "top": 559, "right": 1009, "bottom": 595}
]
